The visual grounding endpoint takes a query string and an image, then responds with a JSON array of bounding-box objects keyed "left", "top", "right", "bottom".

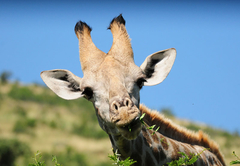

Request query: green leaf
[
  {"left": 148, "top": 125, "right": 156, "bottom": 130},
  {"left": 140, "top": 113, "right": 145, "bottom": 121},
  {"left": 167, "top": 151, "right": 206, "bottom": 166},
  {"left": 178, "top": 152, "right": 188, "bottom": 158},
  {"left": 128, "top": 125, "right": 132, "bottom": 132},
  {"left": 109, "top": 149, "right": 137, "bottom": 166},
  {"left": 187, "top": 155, "right": 200, "bottom": 165},
  {"left": 230, "top": 160, "right": 240, "bottom": 165},
  {"left": 230, "top": 151, "right": 240, "bottom": 165}
]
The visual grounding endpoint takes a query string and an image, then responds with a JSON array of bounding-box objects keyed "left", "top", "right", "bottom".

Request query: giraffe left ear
[{"left": 140, "top": 48, "right": 176, "bottom": 86}]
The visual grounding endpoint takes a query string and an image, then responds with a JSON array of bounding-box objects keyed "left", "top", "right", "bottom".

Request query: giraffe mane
[{"left": 139, "top": 104, "right": 225, "bottom": 165}]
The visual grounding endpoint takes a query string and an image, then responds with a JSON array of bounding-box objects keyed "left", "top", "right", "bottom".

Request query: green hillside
[{"left": 0, "top": 82, "right": 239, "bottom": 165}]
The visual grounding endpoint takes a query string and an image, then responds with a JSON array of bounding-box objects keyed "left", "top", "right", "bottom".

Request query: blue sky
[{"left": 1, "top": 1, "right": 240, "bottom": 133}]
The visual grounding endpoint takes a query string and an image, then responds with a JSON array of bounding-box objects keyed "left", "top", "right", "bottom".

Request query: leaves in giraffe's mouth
[{"left": 140, "top": 113, "right": 145, "bottom": 122}]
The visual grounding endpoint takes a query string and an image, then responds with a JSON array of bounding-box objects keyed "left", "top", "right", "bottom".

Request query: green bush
[
  {"left": 72, "top": 121, "right": 108, "bottom": 139},
  {"left": 186, "top": 123, "right": 201, "bottom": 132},
  {"left": 8, "top": 84, "right": 36, "bottom": 101},
  {"left": 26, "top": 149, "right": 114, "bottom": 166},
  {"left": 230, "top": 151, "right": 240, "bottom": 165},
  {"left": 0, "top": 139, "right": 31, "bottom": 166},
  {"left": 54, "top": 147, "right": 87, "bottom": 166},
  {"left": 0, "top": 71, "right": 12, "bottom": 84},
  {"left": 13, "top": 118, "right": 37, "bottom": 133},
  {"left": 71, "top": 105, "right": 108, "bottom": 139},
  {"left": 27, "top": 118, "right": 37, "bottom": 127},
  {"left": 109, "top": 150, "right": 136, "bottom": 166},
  {"left": 30, "top": 148, "right": 88, "bottom": 166},
  {"left": 14, "top": 106, "right": 27, "bottom": 117},
  {"left": 161, "top": 108, "right": 175, "bottom": 117},
  {"left": 7, "top": 84, "right": 94, "bottom": 109},
  {"left": 49, "top": 120, "right": 57, "bottom": 128},
  {"left": 0, "top": 92, "right": 3, "bottom": 106}
]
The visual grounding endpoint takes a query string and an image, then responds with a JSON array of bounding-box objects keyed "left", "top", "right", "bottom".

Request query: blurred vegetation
[
  {"left": 13, "top": 118, "right": 37, "bottom": 133},
  {"left": 8, "top": 83, "right": 76, "bottom": 106},
  {"left": 0, "top": 81, "right": 239, "bottom": 165},
  {"left": 0, "top": 139, "right": 31, "bottom": 166},
  {"left": 0, "top": 71, "right": 12, "bottom": 84},
  {"left": 161, "top": 108, "right": 175, "bottom": 118},
  {"left": 39, "top": 147, "right": 88, "bottom": 166},
  {"left": 230, "top": 151, "right": 240, "bottom": 165},
  {"left": 0, "top": 82, "right": 111, "bottom": 165},
  {"left": 72, "top": 120, "right": 108, "bottom": 139}
]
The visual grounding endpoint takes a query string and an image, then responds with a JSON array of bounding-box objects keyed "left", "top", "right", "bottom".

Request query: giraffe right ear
[
  {"left": 140, "top": 48, "right": 176, "bottom": 86},
  {"left": 40, "top": 69, "right": 83, "bottom": 100}
]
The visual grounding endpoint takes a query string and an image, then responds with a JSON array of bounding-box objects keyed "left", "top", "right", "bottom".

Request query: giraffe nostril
[
  {"left": 114, "top": 104, "right": 118, "bottom": 110},
  {"left": 111, "top": 98, "right": 133, "bottom": 112},
  {"left": 124, "top": 98, "right": 132, "bottom": 108},
  {"left": 111, "top": 101, "right": 120, "bottom": 111},
  {"left": 126, "top": 100, "right": 129, "bottom": 106}
]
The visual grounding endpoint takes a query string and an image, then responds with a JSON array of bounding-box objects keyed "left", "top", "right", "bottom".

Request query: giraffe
[{"left": 40, "top": 14, "right": 225, "bottom": 166}]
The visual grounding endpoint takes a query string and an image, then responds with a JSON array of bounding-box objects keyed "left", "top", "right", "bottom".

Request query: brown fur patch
[
  {"left": 160, "top": 136, "right": 169, "bottom": 150},
  {"left": 139, "top": 104, "right": 225, "bottom": 166}
]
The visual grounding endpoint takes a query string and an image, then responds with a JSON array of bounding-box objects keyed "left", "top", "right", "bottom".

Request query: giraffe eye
[
  {"left": 136, "top": 78, "right": 146, "bottom": 89},
  {"left": 82, "top": 87, "right": 93, "bottom": 100}
]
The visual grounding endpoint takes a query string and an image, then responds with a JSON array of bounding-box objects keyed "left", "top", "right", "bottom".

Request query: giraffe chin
[{"left": 117, "top": 120, "right": 142, "bottom": 140}]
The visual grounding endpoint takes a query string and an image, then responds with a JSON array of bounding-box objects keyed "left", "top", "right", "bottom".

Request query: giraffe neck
[
  {"left": 108, "top": 106, "right": 226, "bottom": 166},
  {"left": 109, "top": 125, "right": 224, "bottom": 166}
]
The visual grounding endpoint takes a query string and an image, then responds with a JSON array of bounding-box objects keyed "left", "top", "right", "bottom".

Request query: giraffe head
[{"left": 40, "top": 15, "right": 176, "bottom": 140}]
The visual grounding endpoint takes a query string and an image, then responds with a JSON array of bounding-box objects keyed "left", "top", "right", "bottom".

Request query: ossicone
[
  {"left": 108, "top": 14, "right": 125, "bottom": 30},
  {"left": 74, "top": 21, "right": 92, "bottom": 36}
]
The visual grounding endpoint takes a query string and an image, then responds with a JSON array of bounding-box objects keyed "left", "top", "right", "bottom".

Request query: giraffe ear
[
  {"left": 40, "top": 69, "right": 83, "bottom": 100},
  {"left": 140, "top": 48, "right": 176, "bottom": 86}
]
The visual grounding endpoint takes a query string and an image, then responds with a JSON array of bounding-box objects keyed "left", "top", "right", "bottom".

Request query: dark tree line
[{"left": 0, "top": 71, "right": 12, "bottom": 84}]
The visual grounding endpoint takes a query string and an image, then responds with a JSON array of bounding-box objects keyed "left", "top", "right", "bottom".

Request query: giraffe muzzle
[
  {"left": 110, "top": 98, "right": 142, "bottom": 139},
  {"left": 110, "top": 98, "right": 140, "bottom": 125}
]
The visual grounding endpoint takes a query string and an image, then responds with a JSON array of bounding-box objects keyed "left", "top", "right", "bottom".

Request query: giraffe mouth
[
  {"left": 110, "top": 105, "right": 142, "bottom": 139},
  {"left": 117, "top": 117, "right": 142, "bottom": 140},
  {"left": 120, "top": 117, "right": 141, "bottom": 131}
]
